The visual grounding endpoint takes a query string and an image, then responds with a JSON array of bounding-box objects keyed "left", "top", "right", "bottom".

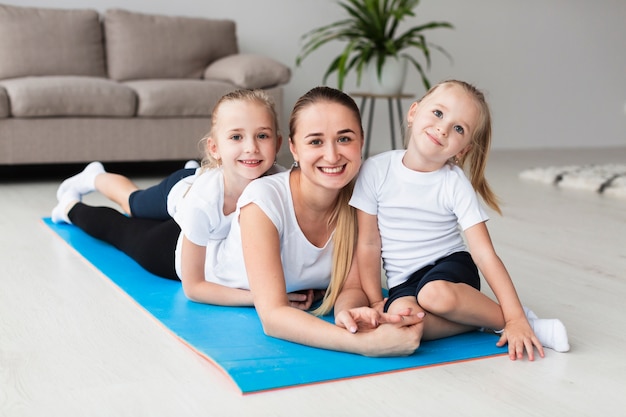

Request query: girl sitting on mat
[
  {"left": 334, "top": 80, "right": 569, "bottom": 360},
  {"left": 53, "top": 86, "right": 422, "bottom": 357}
]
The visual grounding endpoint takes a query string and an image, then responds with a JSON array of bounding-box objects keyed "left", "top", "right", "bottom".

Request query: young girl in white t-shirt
[
  {"left": 51, "top": 89, "right": 314, "bottom": 309},
  {"left": 336, "top": 80, "right": 569, "bottom": 361}
]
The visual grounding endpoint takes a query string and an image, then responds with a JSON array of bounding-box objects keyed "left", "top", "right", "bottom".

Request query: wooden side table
[{"left": 351, "top": 92, "right": 414, "bottom": 158}]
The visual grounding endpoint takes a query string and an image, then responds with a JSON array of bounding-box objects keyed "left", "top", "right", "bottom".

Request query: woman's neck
[{"left": 289, "top": 169, "right": 338, "bottom": 247}]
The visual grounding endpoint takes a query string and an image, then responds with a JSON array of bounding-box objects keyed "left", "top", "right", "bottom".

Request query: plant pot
[{"left": 366, "top": 56, "right": 408, "bottom": 95}]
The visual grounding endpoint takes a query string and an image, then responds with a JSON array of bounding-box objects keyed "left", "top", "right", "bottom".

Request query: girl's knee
[{"left": 417, "top": 281, "right": 460, "bottom": 314}]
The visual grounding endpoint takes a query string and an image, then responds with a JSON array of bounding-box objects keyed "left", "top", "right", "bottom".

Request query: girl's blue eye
[
  {"left": 258, "top": 133, "right": 269, "bottom": 139},
  {"left": 231, "top": 134, "right": 242, "bottom": 141},
  {"left": 310, "top": 139, "right": 322, "bottom": 145},
  {"left": 433, "top": 110, "right": 443, "bottom": 118},
  {"left": 454, "top": 125, "right": 464, "bottom": 134},
  {"left": 338, "top": 136, "right": 351, "bottom": 143}
]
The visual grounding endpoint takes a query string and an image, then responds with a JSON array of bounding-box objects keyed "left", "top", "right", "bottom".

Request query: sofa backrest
[
  {"left": 104, "top": 9, "right": 238, "bottom": 81},
  {"left": 0, "top": 4, "right": 106, "bottom": 79}
]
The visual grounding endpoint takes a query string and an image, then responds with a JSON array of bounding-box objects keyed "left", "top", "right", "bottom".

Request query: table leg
[
  {"left": 396, "top": 98, "right": 405, "bottom": 148},
  {"left": 387, "top": 99, "right": 396, "bottom": 150},
  {"left": 364, "top": 98, "right": 375, "bottom": 158}
]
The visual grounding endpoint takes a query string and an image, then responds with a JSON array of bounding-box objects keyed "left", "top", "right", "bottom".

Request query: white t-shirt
[
  {"left": 173, "top": 168, "right": 233, "bottom": 280},
  {"left": 349, "top": 150, "right": 489, "bottom": 289},
  {"left": 167, "top": 168, "right": 200, "bottom": 219},
  {"left": 215, "top": 170, "right": 333, "bottom": 292}
]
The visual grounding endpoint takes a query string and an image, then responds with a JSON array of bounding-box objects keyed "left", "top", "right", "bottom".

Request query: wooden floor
[{"left": 1, "top": 147, "right": 625, "bottom": 416}]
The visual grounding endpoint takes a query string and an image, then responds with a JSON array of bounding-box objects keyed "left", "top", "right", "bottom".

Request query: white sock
[
  {"left": 51, "top": 190, "right": 80, "bottom": 224},
  {"left": 528, "top": 317, "right": 570, "bottom": 352},
  {"left": 56, "top": 161, "right": 105, "bottom": 201},
  {"left": 523, "top": 306, "right": 539, "bottom": 320},
  {"left": 184, "top": 160, "right": 200, "bottom": 169}
]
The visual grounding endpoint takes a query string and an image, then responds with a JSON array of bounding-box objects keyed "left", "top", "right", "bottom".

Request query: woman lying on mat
[
  {"left": 52, "top": 89, "right": 315, "bottom": 309},
  {"left": 333, "top": 80, "right": 569, "bottom": 360},
  {"left": 52, "top": 86, "right": 422, "bottom": 357}
]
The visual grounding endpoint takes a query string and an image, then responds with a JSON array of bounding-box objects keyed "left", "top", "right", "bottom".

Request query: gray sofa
[{"left": 0, "top": 4, "right": 291, "bottom": 165}]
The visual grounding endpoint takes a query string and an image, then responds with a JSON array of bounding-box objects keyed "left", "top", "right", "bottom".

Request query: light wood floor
[{"left": 1, "top": 147, "right": 625, "bottom": 417}]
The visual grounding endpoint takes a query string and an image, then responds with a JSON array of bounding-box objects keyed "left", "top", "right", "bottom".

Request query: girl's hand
[
  {"left": 335, "top": 306, "right": 382, "bottom": 333},
  {"left": 496, "top": 318, "right": 545, "bottom": 361},
  {"left": 287, "top": 289, "right": 315, "bottom": 311},
  {"left": 335, "top": 306, "right": 424, "bottom": 334},
  {"left": 286, "top": 289, "right": 326, "bottom": 310}
]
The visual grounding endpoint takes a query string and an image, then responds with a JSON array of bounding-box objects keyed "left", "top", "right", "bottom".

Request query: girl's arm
[
  {"left": 240, "top": 203, "right": 423, "bottom": 357},
  {"left": 354, "top": 210, "right": 386, "bottom": 306},
  {"left": 464, "top": 222, "right": 544, "bottom": 359},
  {"left": 180, "top": 236, "right": 254, "bottom": 306},
  {"left": 181, "top": 237, "right": 313, "bottom": 308}
]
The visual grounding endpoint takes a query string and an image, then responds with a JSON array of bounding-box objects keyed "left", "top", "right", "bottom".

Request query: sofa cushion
[
  {"left": 105, "top": 9, "right": 238, "bottom": 81},
  {"left": 0, "top": 76, "right": 136, "bottom": 117},
  {"left": 0, "top": 4, "right": 106, "bottom": 79},
  {"left": 204, "top": 54, "right": 291, "bottom": 89},
  {"left": 125, "top": 79, "right": 238, "bottom": 117}
]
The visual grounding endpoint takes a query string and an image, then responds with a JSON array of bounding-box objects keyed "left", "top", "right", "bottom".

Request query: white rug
[{"left": 519, "top": 164, "right": 626, "bottom": 198}]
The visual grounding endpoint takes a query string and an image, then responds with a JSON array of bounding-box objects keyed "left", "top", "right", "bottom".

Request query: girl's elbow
[{"left": 182, "top": 282, "right": 202, "bottom": 303}]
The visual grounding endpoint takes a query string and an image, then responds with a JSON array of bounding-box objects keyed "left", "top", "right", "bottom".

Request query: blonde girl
[
  {"left": 51, "top": 89, "right": 316, "bottom": 308},
  {"left": 335, "top": 80, "right": 569, "bottom": 360}
]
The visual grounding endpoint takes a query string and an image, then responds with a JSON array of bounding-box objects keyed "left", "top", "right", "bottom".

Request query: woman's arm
[
  {"left": 464, "top": 222, "right": 544, "bottom": 359},
  {"left": 240, "top": 203, "right": 423, "bottom": 356}
]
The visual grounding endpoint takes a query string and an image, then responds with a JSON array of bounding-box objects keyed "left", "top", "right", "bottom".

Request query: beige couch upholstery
[{"left": 0, "top": 4, "right": 291, "bottom": 165}]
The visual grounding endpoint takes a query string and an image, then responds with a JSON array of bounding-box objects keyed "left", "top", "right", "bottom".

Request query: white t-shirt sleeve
[
  {"left": 349, "top": 155, "right": 384, "bottom": 215},
  {"left": 447, "top": 166, "right": 489, "bottom": 231},
  {"left": 166, "top": 168, "right": 199, "bottom": 218},
  {"left": 173, "top": 170, "right": 224, "bottom": 246}
]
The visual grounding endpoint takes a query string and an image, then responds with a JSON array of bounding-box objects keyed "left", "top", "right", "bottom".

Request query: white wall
[{"left": 6, "top": 0, "right": 626, "bottom": 154}]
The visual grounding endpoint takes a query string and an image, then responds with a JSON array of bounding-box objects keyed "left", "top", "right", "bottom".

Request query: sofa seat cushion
[
  {"left": 0, "top": 76, "right": 136, "bottom": 118},
  {"left": 0, "top": 86, "right": 8, "bottom": 118},
  {"left": 0, "top": 4, "right": 106, "bottom": 79},
  {"left": 125, "top": 79, "right": 238, "bottom": 117},
  {"left": 105, "top": 9, "right": 238, "bottom": 81}
]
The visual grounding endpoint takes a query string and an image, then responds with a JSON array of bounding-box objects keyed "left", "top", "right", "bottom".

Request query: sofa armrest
[{"left": 203, "top": 53, "right": 291, "bottom": 89}]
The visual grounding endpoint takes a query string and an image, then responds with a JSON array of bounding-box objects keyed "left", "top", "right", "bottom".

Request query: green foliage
[{"left": 296, "top": 0, "right": 453, "bottom": 91}]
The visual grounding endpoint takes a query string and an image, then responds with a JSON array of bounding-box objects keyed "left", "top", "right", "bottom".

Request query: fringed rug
[{"left": 519, "top": 164, "right": 626, "bottom": 198}]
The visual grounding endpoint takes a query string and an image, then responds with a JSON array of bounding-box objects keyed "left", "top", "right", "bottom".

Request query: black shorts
[{"left": 384, "top": 251, "right": 480, "bottom": 312}]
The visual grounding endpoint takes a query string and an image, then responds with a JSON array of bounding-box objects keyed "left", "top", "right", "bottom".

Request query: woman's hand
[
  {"left": 360, "top": 319, "right": 425, "bottom": 357},
  {"left": 496, "top": 318, "right": 545, "bottom": 361}
]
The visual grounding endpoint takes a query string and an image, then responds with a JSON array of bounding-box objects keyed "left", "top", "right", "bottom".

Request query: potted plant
[{"left": 296, "top": 0, "right": 453, "bottom": 93}]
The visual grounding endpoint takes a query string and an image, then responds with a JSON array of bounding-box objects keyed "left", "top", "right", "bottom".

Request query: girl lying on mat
[
  {"left": 52, "top": 86, "right": 422, "bottom": 357},
  {"left": 333, "top": 80, "right": 569, "bottom": 361}
]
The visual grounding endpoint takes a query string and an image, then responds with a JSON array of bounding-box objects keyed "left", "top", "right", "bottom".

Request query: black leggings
[{"left": 68, "top": 202, "right": 181, "bottom": 280}]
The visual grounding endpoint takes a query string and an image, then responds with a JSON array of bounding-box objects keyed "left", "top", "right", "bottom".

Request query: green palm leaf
[{"left": 296, "top": 0, "right": 453, "bottom": 91}]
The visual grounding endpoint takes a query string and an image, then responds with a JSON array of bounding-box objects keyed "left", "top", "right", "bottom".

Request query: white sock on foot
[
  {"left": 528, "top": 317, "right": 570, "bottom": 352},
  {"left": 184, "top": 160, "right": 200, "bottom": 169},
  {"left": 56, "top": 161, "right": 105, "bottom": 201},
  {"left": 523, "top": 306, "right": 539, "bottom": 320},
  {"left": 51, "top": 190, "right": 80, "bottom": 224}
]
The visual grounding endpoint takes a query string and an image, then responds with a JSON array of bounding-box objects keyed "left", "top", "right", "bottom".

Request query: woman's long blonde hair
[
  {"left": 287, "top": 86, "right": 363, "bottom": 316},
  {"left": 407, "top": 80, "right": 501, "bottom": 214}
]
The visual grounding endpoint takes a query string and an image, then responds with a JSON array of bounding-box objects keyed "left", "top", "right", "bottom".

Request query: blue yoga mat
[{"left": 43, "top": 217, "right": 506, "bottom": 394}]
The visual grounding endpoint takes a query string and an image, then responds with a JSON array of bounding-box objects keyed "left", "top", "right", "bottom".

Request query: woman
[{"left": 227, "top": 86, "right": 422, "bottom": 356}]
